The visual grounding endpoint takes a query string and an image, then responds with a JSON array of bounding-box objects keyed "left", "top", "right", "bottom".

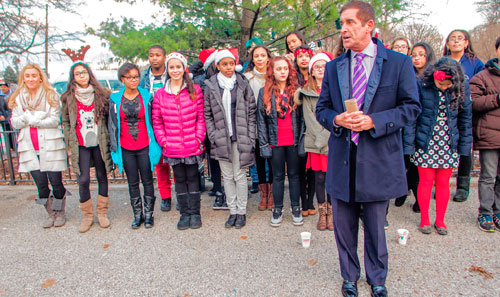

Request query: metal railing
[{"left": 0, "top": 128, "right": 127, "bottom": 184}]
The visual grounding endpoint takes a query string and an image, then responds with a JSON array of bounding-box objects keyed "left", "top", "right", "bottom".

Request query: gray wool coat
[{"left": 203, "top": 73, "right": 257, "bottom": 168}]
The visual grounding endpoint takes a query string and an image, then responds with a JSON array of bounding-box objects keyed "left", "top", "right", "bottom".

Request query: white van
[{"left": 51, "top": 70, "right": 123, "bottom": 94}]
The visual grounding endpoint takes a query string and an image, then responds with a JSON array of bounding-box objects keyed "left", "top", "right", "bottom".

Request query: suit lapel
[
  {"left": 362, "top": 55, "right": 383, "bottom": 113},
  {"left": 336, "top": 54, "right": 350, "bottom": 111}
]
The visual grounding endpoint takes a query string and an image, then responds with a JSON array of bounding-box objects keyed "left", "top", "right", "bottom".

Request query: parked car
[{"left": 51, "top": 70, "right": 122, "bottom": 94}]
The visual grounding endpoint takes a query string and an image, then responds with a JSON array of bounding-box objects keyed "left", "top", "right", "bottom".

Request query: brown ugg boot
[
  {"left": 258, "top": 184, "right": 268, "bottom": 211},
  {"left": 53, "top": 196, "right": 66, "bottom": 227},
  {"left": 326, "top": 203, "right": 334, "bottom": 231},
  {"left": 79, "top": 199, "right": 94, "bottom": 233},
  {"left": 40, "top": 197, "right": 55, "bottom": 228},
  {"left": 96, "top": 195, "right": 111, "bottom": 228},
  {"left": 317, "top": 203, "right": 327, "bottom": 231},
  {"left": 267, "top": 184, "right": 274, "bottom": 210}
]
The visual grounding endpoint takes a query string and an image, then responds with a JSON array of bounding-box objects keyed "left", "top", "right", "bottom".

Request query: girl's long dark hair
[
  {"left": 422, "top": 57, "right": 466, "bottom": 110},
  {"left": 443, "top": 29, "right": 477, "bottom": 60},
  {"left": 285, "top": 30, "right": 307, "bottom": 54},
  {"left": 294, "top": 44, "right": 312, "bottom": 87},
  {"left": 245, "top": 46, "right": 272, "bottom": 73},
  {"left": 61, "top": 62, "right": 110, "bottom": 122},
  {"left": 410, "top": 42, "right": 436, "bottom": 75},
  {"left": 263, "top": 56, "right": 298, "bottom": 115}
]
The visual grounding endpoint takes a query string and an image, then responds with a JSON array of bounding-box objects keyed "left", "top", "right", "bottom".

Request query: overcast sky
[{"left": 1, "top": 0, "right": 487, "bottom": 80}]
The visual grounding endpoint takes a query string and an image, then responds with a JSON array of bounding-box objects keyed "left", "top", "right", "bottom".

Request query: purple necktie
[{"left": 351, "top": 53, "right": 367, "bottom": 145}]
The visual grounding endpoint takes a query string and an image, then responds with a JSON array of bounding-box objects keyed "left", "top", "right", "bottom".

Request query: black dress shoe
[
  {"left": 394, "top": 195, "right": 407, "bottom": 206},
  {"left": 341, "top": 281, "right": 358, "bottom": 297},
  {"left": 371, "top": 285, "right": 388, "bottom": 297}
]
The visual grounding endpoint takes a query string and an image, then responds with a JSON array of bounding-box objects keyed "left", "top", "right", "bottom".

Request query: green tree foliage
[
  {"left": 91, "top": 0, "right": 413, "bottom": 62},
  {"left": 3, "top": 66, "right": 18, "bottom": 85}
]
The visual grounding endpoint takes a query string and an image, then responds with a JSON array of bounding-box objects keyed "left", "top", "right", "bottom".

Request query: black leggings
[
  {"left": 172, "top": 163, "right": 200, "bottom": 194},
  {"left": 314, "top": 171, "right": 331, "bottom": 204},
  {"left": 457, "top": 154, "right": 472, "bottom": 177},
  {"left": 205, "top": 139, "right": 222, "bottom": 192},
  {"left": 122, "top": 146, "right": 154, "bottom": 198},
  {"left": 271, "top": 146, "right": 300, "bottom": 208},
  {"left": 255, "top": 140, "right": 272, "bottom": 184},
  {"left": 78, "top": 146, "right": 108, "bottom": 203},
  {"left": 30, "top": 170, "right": 66, "bottom": 200},
  {"left": 299, "top": 156, "right": 315, "bottom": 209}
]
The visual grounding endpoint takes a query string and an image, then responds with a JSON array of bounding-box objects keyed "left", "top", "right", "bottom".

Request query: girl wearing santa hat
[
  {"left": 204, "top": 48, "right": 257, "bottom": 229},
  {"left": 152, "top": 52, "right": 206, "bottom": 230},
  {"left": 295, "top": 52, "right": 333, "bottom": 231}
]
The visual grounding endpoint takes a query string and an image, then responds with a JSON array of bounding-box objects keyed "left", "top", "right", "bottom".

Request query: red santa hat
[
  {"left": 214, "top": 48, "right": 243, "bottom": 72},
  {"left": 198, "top": 48, "right": 218, "bottom": 71},
  {"left": 308, "top": 52, "right": 333, "bottom": 73}
]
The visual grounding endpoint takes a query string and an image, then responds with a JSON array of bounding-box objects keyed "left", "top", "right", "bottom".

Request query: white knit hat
[
  {"left": 308, "top": 52, "right": 332, "bottom": 73},
  {"left": 165, "top": 52, "right": 188, "bottom": 69},
  {"left": 215, "top": 48, "right": 243, "bottom": 72}
]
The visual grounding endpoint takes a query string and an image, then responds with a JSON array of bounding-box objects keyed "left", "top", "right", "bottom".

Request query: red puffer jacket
[{"left": 152, "top": 83, "right": 206, "bottom": 158}]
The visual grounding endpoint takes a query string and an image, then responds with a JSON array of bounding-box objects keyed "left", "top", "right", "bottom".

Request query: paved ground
[{"left": 0, "top": 178, "right": 499, "bottom": 296}]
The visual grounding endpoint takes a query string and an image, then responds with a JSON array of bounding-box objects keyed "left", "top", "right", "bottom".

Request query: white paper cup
[
  {"left": 397, "top": 229, "right": 409, "bottom": 245},
  {"left": 301, "top": 232, "right": 311, "bottom": 248}
]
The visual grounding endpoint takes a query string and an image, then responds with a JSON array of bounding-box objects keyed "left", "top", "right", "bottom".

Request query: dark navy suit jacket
[{"left": 316, "top": 38, "right": 421, "bottom": 203}]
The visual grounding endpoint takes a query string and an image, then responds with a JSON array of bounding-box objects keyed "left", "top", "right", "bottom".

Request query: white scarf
[
  {"left": 217, "top": 72, "right": 237, "bottom": 137},
  {"left": 19, "top": 87, "right": 46, "bottom": 111},
  {"left": 75, "top": 85, "right": 95, "bottom": 106}
]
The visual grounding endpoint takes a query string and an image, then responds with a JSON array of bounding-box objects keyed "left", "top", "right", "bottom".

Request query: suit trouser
[{"left": 332, "top": 143, "right": 388, "bottom": 286}]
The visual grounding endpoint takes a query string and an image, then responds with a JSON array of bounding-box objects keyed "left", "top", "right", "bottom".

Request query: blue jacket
[
  {"left": 458, "top": 55, "right": 484, "bottom": 81},
  {"left": 403, "top": 80, "right": 472, "bottom": 156},
  {"left": 139, "top": 66, "right": 167, "bottom": 94},
  {"left": 108, "top": 87, "right": 162, "bottom": 174},
  {"left": 315, "top": 38, "right": 421, "bottom": 203}
]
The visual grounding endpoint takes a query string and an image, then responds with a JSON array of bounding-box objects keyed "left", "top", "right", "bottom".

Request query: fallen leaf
[
  {"left": 309, "top": 260, "right": 317, "bottom": 266},
  {"left": 108, "top": 202, "right": 113, "bottom": 207},
  {"left": 41, "top": 279, "right": 55, "bottom": 288},
  {"left": 240, "top": 235, "right": 248, "bottom": 240},
  {"left": 0, "top": 289, "right": 5, "bottom": 294},
  {"left": 469, "top": 265, "right": 494, "bottom": 280},
  {"left": 103, "top": 244, "right": 110, "bottom": 249},
  {"left": 252, "top": 217, "right": 257, "bottom": 220},
  {"left": 29, "top": 195, "right": 36, "bottom": 201},
  {"left": 184, "top": 294, "right": 190, "bottom": 297}
]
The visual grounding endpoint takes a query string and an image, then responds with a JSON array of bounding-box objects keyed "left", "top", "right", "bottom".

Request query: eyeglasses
[
  {"left": 74, "top": 70, "right": 89, "bottom": 77},
  {"left": 313, "top": 65, "right": 325, "bottom": 71},
  {"left": 411, "top": 54, "right": 427, "bottom": 59},
  {"left": 123, "top": 76, "right": 140, "bottom": 81},
  {"left": 393, "top": 45, "right": 408, "bottom": 50},
  {"left": 449, "top": 36, "right": 465, "bottom": 42}
]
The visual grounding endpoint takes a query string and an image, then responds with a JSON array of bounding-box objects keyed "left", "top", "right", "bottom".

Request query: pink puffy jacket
[{"left": 152, "top": 83, "right": 206, "bottom": 158}]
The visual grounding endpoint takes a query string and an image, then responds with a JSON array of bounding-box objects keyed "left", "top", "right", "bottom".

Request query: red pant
[
  {"left": 417, "top": 167, "right": 453, "bottom": 229},
  {"left": 156, "top": 158, "right": 172, "bottom": 199}
]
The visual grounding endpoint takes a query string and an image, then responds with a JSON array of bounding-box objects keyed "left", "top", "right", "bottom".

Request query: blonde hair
[{"left": 9, "top": 64, "right": 58, "bottom": 109}]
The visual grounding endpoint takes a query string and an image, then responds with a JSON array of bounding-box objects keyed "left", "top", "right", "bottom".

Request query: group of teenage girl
[{"left": 8, "top": 28, "right": 500, "bottom": 236}]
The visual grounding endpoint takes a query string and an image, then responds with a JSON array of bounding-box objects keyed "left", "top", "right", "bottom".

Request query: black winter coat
[
  {"left": 257, "top": 88, "right": 303, "bottom": 158},
  {"left": 204, "top": 73, "right": 257, "bottom": 168},
  {"left": 404, "top": 80, "right": 472, "bottom": 156}
]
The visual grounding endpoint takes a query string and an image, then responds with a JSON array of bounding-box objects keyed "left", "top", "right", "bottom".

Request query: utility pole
[{"left": 45, "top": 1, "right": 49, "bottom": 77}]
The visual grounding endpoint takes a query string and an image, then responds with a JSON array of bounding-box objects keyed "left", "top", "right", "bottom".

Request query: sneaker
[
  {"left": 384, "top": 220, "right": 389, "bottom": 230},
  {"left": 493, "top": 214, "right": 500, "bottom": 231},
  {"left": 291, "top": 206, "right": 304, "bottom": 226},
  {"left": 270, "top": 208, "right": 283, "bottom": 227},
  {"left": 212, "top": 192, "right": 225, "bottom": 210},
  {"left": 477, "top": 214, "right": 495, "bottom": 232}
]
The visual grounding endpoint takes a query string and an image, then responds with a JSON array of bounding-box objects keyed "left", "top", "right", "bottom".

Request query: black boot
[
  {"left": 235, "top": 214, "right": 246, "bottom": 229},
  {"left": 250, "top": 182, "right": 259, "bottom": 194},
  {"left": 130, "top": 196, "right": 144, "bottom": 229},
  {"left": 161, "top": 198, "right": 171, "bottom": 212},
  {"left": 144, "top": 196, "right": 156, "bottom": 228},
  {"left": 188, "top": 191, "right": 202, "bottom": 229},
  {"left": 453, "top": 175, "right": 470, "bottom": 202},
  {"left": 176, "top": 193, "right": 190, "bottom": 230}
]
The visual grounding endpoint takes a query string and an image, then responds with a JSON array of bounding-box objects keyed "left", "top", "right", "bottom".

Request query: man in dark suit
[{"left": 316, "top": 1, "right": 421, "bottom": 297}]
